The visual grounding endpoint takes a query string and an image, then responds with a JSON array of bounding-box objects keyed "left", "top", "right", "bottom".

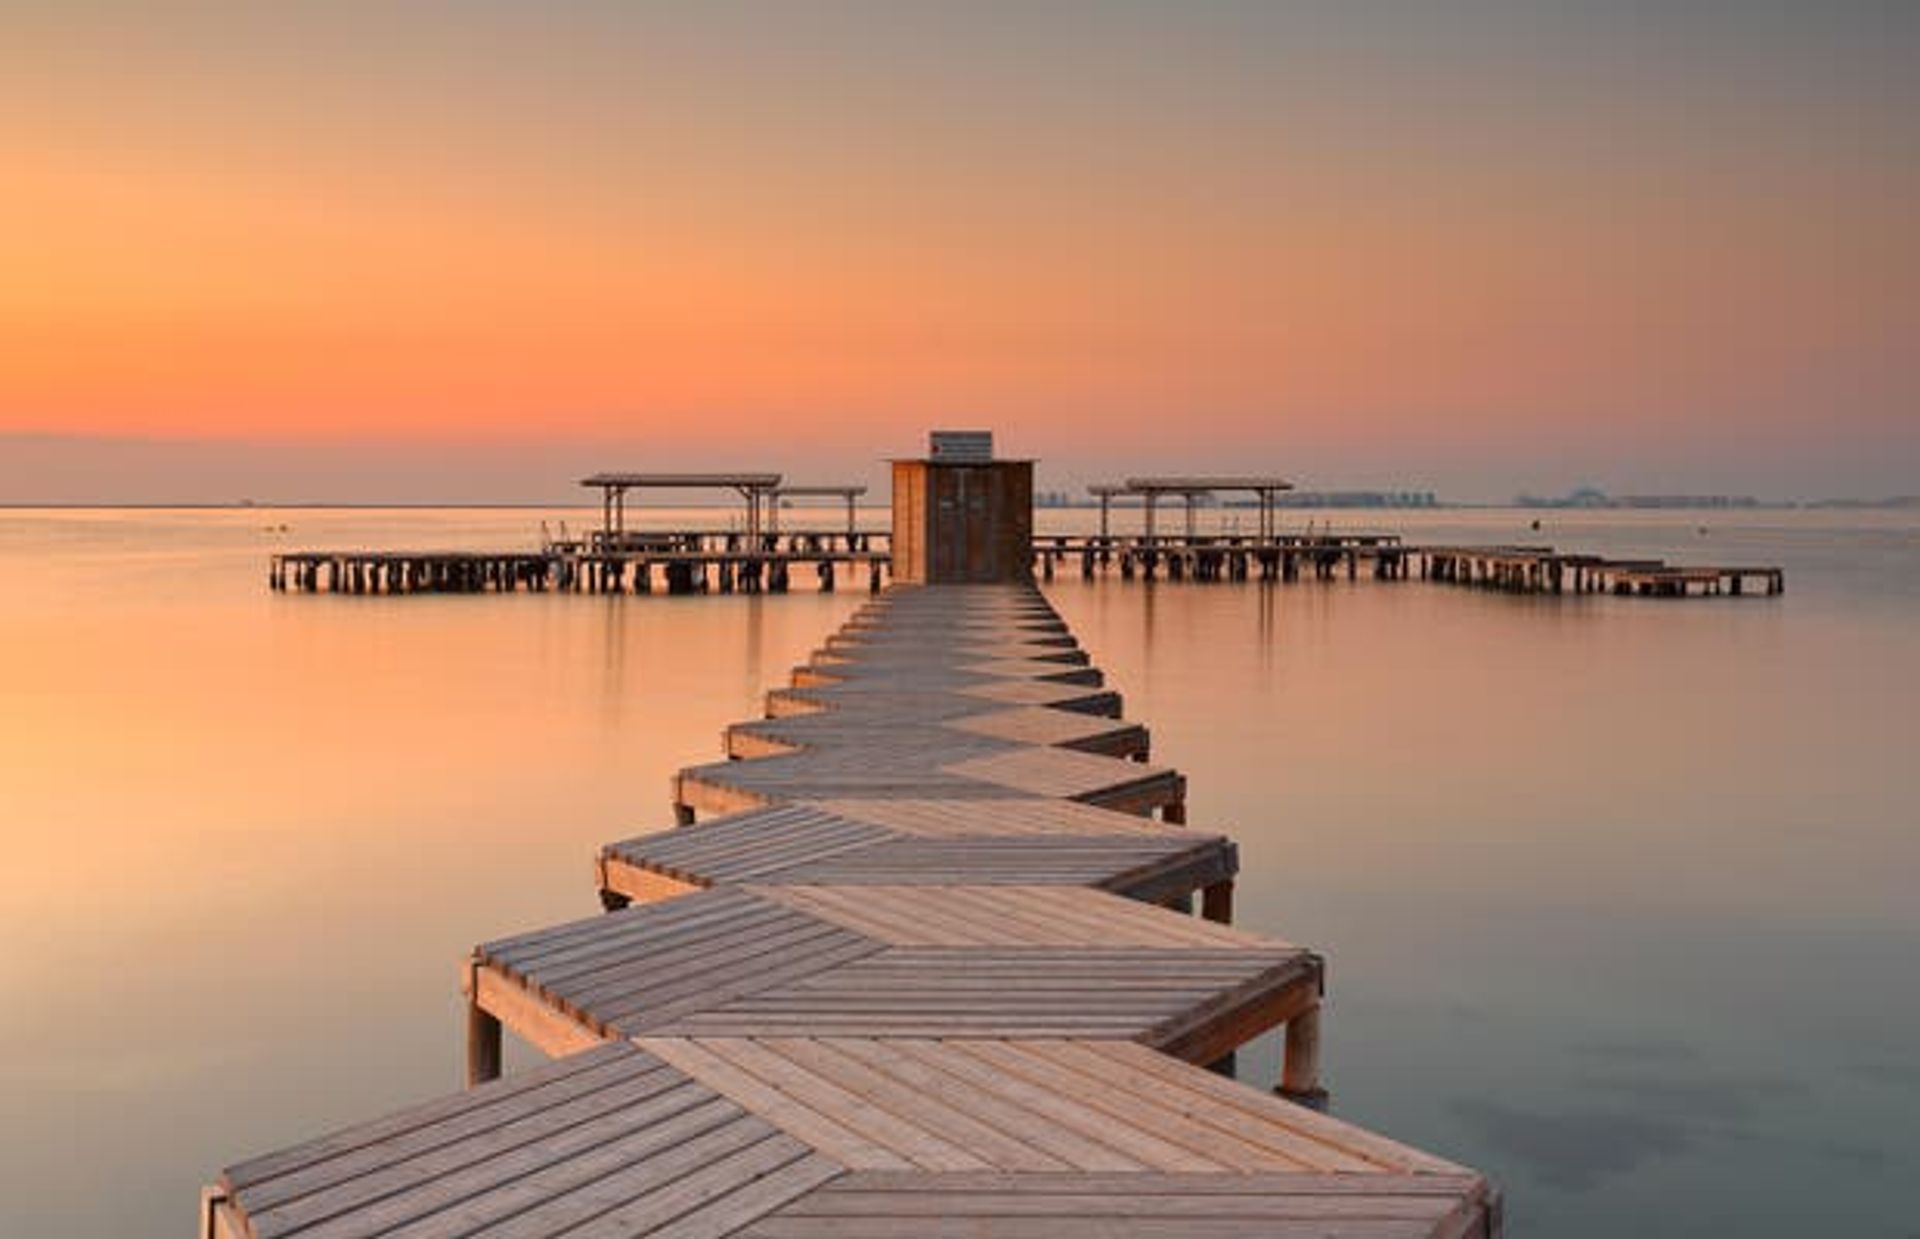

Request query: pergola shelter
[
  {"left": 1088, "top": 483, "right": 1130, "bottom": 542},
  {"left": 580, "top": 472, "right": 782, "bottom": 546},
  {"left": 763, "top": 484, "right": 867, "bottom": 536},
  {"left": 1123, "top": 475, "right": 1295, "bottom": 542}
]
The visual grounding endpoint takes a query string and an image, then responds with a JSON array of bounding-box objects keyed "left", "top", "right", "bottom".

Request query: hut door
[{"left": 934, "top": 467, "right": 969, "bottom": 581}]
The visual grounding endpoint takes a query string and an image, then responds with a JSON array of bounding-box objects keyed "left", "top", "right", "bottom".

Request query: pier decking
[
  {"left": 598, "top": 801, "right": 1234, "bottom": 907},
  {"left": 1034, "top": 534, "right": 1784, "bottom": 595},
  {"left": 270, "top": 520, "right": 1781, "bottom": 602},
  {"left": 271, "top": 531, "right": 888, "bottom": 596},
  {"left": 210, "top": 1040, "right": 1488, "bottom": 1239},
  {"left": 205, "top": 583, "right": 1498, "bottom": 1238}
]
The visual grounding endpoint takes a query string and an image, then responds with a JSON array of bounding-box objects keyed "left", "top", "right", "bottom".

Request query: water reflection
[
  {"left": 0, "top": 506, "right": 1915, "bottom": 1237},
  {"left": 1038, "top": 510, "right": 1920, "bottom": 1238},
  {"left": 0, "top": 507, "right": 864, "bottom": 1237}
]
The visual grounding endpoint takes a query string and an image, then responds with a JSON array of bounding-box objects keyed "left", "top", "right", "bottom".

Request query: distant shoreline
[{"left": 3, "top": 499, "right": 1915, "bottom": 512}]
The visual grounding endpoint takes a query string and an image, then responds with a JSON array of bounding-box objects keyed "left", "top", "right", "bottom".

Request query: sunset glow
[
  {"left": 5, "top": 9, "right": 1919, "bottom": 1234},
  {"left": 3, "top": 3, "right": 1915, "bottom": 498}
]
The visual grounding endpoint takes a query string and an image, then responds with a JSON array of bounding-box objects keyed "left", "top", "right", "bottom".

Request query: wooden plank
[
  {"left": 343, "top": 1098, "right": 746, "bottom": 1236},
  {"left": 636, "top": 1038, "right": 916, "bottom": 1172},
  {"left": 222, "top": 1042, "right": 646, "bottom": 1191},
  {"left": 597, "top": 937, "right": 887, "bottom": 1035},
  {"left": 244, "top": 1079, "right": 721, "bottom": 1234},
  {"left": 807, "top": 798, "right": 1192, "bottom": 839},
  {"left": 673, "top": 1038, "right": 994, "bottom": 1172},
  {"left": 470, "top": 965, "right": 608, "bottom": 1056},
  {"left": 523, "top": 1136, "right": 827, "bottom": 1237},
  {"left": 1086, "top": 1041, "right": 1471, "bottom": 1177},
  {"left": 448, "top": 1120, "right": 801, "bottom": 1239},
  {"left": 752, "top": 886, "right": 1280, "bottom": 950},
  {"left": 889, "top": 1039, "right": 1214, "bottom": 1171},
  {"left": 778, "top": 1170, "right": 1487, "bottom": 1197},
  {"left": 751, "top": 1038, "right": 1070, "bottom": 1172},
  {"left": 651, "top": 1151, "right": 845, "bottom": 1239},
  {"left": 599, "top": 858, "right": 706, "bottom": 904},
  {"left": 1011, "top": 1039, "right": 1376, "bottom": 1172}
]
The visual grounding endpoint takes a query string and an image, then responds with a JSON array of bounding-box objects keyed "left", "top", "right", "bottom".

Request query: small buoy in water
[
  {"left": 1697, "top": 526, "right": 1708, "bottom": 536},
  {"left": 1530, "top": 518, "right": 1541, "bottom": 532}
]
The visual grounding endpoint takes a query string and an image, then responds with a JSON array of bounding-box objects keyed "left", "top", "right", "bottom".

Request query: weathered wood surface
[
  {"left": 600, "top": 800, "right": 1233, "bottom": 902},
  {"left": 469, "top": 884, "right": 1315, "bottom": 1046},
  {"left": 675, "top": 744, "right": 1180, "bottom": 819},
  {"left": 725, "top": 707, "right": 1148, "bottom": 761},
  {"left": 677, "top": 593, "right": 1177, "bottom": 823},
  {"left": 634, "top": 1038, "right": 1470, "bottom": 1177},
  {"left": 209, "top": 1042, "right": 840, "bottom": 1239},
  {"left": 209, "top": 1037, "right": 1494, "bottom": 1238},
  {"left": 209, "top": 584, "right": 1498, "bottom": 1238}
]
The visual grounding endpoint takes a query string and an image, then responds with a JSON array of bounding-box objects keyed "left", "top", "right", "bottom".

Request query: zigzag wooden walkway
[{"left": 204, "top": 584, "right": 1499, "bottom": 1238}]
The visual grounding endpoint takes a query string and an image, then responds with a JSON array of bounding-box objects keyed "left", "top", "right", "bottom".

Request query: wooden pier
[
  {"left": 1037, "top": 476, "right": 1783, "bottom": 596},
  {"left": 202, "top": 583, "right": 1499, "bottom": 1238},
  {"left": 1417, "top": 548, "right": 1784, "bottom": 596},
  {"left": 1033, "top": 533, "right": 1409, "bottom": 584},
  {"left": 1034, "top": 535, "right": 1783, "bottom": 597},
  {"left": 273, "top": 532, "right": 1781, "bottom": 601},
  {"left": 269, "top": 532, "right": 890, "bottom": 597}
]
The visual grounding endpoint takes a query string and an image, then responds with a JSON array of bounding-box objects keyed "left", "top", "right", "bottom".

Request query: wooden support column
[
  {"left": 1201, "top": 879, "right": 1234, "bottom": 925},
  {"left": 1278, "top": 1003, "right": 1327, "bottom": 1110},
  {"left": 466, "top": 994, "right": 502, "bottom": 1087}
]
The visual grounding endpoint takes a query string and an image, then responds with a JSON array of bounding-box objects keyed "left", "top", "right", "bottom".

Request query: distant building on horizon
[
  {"left": 1267, "top": 491, "right": 1438, "bottom": 509},
  {"left": 1516, "top": 487, "right": 1767, "bottom": 510}
]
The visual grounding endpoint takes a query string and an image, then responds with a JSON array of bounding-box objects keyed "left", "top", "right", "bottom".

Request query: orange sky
[{"left": 2, "top": 4, "right": 1915, "bottom": 498}]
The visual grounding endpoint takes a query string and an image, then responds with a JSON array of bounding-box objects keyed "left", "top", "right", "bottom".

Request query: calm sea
[{"left": 1, "top": 506, "right": 1915, "bottom": 1236}]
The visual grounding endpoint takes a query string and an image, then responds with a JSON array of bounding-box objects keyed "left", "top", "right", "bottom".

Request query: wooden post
[
  {"left": 1201, "top": 879, "right": 1234, "bottom": 925},
  {"left": 466, "top": 997, "right": 502, "bottom": 1087},
  {"left": 1279, "top": 1003, "right": 1326, "bottom": 1109}
]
